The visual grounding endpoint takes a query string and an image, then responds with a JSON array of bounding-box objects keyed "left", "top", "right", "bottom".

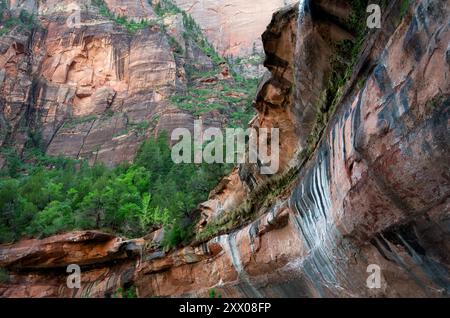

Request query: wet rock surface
[
  {"left": 139, "top": 0, "right": 450, "bottom": 298},
  {"left": 0, "top": 0, "right": 449, "bottom": 298}
]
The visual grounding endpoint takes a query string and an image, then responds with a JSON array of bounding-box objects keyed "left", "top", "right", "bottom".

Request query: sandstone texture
[
  {"left": 0, "top": 231, "right": 139, "bottom": 297},
  {"left": 173, "top": 0, "right": 297, "bottom": 57},
  {"left": 2, "top": 0, "right": 177, "bottom": 166},
  {"left": 0, "top": 0, "right": 258, "bottom": 166},
  {"left": 1, "top": 0, "right": 449, "bottom": 298},
  {"left": 104, "top": 0, "right": 156, "bottom": 20},
  {"left": 135, "top": 0, "right": 450, "bottom": 297}
]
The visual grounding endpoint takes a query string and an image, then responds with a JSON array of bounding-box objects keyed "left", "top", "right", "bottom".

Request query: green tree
[{"left": 28, "top": 201, "right": 75, "bottom": 237}]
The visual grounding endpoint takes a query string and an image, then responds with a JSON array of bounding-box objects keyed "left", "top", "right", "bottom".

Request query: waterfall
[
  {"left": 298, "top": 0, "right": 309, "bottom": 20},
  {"left": 213, "top": 233, "right": 263, "bottom": 297}
]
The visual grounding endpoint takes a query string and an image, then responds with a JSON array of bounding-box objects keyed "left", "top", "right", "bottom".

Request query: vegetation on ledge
[
  {"left": 195, "top": 0, "right": 403, "bottom": 244},
  {"left": 92, "top": 0, "right": 155, "bottom": 33},
  {"left": 151, "top": 0, "right": 224, "bottom": 65},
  {"left": 151, "top": 0, "right": 257, "bottom": 128},
  {"left": 195, "top": 166, "right": 300, "bottom": 244},
  {"left": 170, "top": 78, "right": 258, "bottom": 127},
  {"left": 0, "top": 3, "right": 39, "bottom": 36}
]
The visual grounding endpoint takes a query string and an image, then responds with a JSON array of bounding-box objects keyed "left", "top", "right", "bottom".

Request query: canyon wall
[
  {"left": 1, "top": 0, "right": 184, "bottom": 166},
  {"left": 172, "top": 0, "right": 297, "bottom": 57},
  {"left": 135, "top": 0, "right": 450, "bottom": 297},
  {"left": 1, "top": 0, "right": 449, "bottom": 298},
  {"left": 0, "top": 0, "right": 255, "bottom": 167}
]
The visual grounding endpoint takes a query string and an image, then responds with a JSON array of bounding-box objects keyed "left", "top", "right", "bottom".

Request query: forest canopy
[{"left": 0, "top": 132, "right": 231, "bottom": 248}]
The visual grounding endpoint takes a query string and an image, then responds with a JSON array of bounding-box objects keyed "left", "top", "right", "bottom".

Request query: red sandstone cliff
[
  {"left": 0, "top": 0, "right": 256, "bottom": 167},
  {"left": 0, "top": 0, "right": 449, "bottom": 298},
  {"left": 172, "top": 0, "right": 297, "bottom": 57}
]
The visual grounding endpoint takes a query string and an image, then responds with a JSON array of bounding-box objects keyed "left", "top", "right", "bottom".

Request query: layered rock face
[
  {"left": 104, "top": 0, "right": 156, "bottom": 19},
  {"left": 134, "top": 0, "right": 450, "bottom": 297},
  {"left": 1, "top": 0, "right": 449, "bottom": 298},
  {"left": 1, "top": 0, "right": 182, "bottom": 166},
  {"left": 173, "top": 0, "right": 297, "bottom": 57},
  {"left": 0, "top": 231, "right": 139, "bottom": 297},
  {"left": 0, "top": 0, "right": 254, "bottom": 166}
]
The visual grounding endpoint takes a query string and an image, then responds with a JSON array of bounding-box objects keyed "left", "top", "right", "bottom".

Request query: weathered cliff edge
[
  {"left": 1, "top": 0, "right": 449, "bottom": 297},
  {"left": 0, "top": 0, "right": 249, "bottom": 167},
  {"left": 173, "top": 0, "right": 297, "bottom": 56}
]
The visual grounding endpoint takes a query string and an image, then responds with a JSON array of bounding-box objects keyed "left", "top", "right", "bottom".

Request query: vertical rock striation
[
  {"left": 173, "top": 0, "right": 298, "bottom": 57},
  {"left": 0, "top": 0, "right": 449, "bottom": 298},
  {"left": 1, "top": 0, "right": 182, "bottom": 166},
  {"left": 0, "top": 0, "right": 254, "bottom": 166}
]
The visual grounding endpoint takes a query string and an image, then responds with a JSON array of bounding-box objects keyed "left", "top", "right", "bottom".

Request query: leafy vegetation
[
  {"left": 92, "top": 0, "right": 155, "bottom": 33},
  {"left": 0, "top": 0, "right": 260, "bottom": 249},
  {"left": 301, "top": 0, "right": 387, "bottom": 166},
  {"left": 168, "top": 35, "right": 184, "bottom": 55},
  {"left": 209, "top": 288, "right": 222, "bottom": 298},
  {"left": 153, "top": 0, "right": 183, "bottom": 17},
  {"left": 0, "top": 3, "right": 38, "bottom": 36},
  {"left": 400, "top": 0, "right": 411, "bottom": 19},
  {"left": 0, "top": 268, "right": 10, "bottom": 283},
  {"left": 328, "top": 0, "right": 371, "bottom": 111},
  {"left": 0, "top": 133, "right": 231, "bottom": 248},
  {"left": 129, "top": 121, "right": 150, "bottom": 137},
  {"left": 195, "top": 167, "right": 300, "bottom": 243},
  {"left": 169, "top": 78, "right": 257, "bottom": 126},
  {"left": 195, "top": 0, "right": 399, "bottom": 243},
  {"left": 151, "top": 0, "right": 224, "bottom": 65},
  {"left": 114, "top": 286, "right": 137, "bottom": 298},
  {"left": 151, "top": 0, "right": 258, "bottom": 127}
]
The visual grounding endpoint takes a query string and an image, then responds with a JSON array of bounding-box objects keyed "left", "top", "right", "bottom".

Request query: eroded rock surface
[
  {"left": 134, "top": 0, "right": 450, "bottom": 297},
  {"left": 1, "top": 1, "right": 180, "bottom": 166},
  {"left": 0, "top": 0, "right": 261, "bottom": 166},
  {"left": 173, "top": 0, "right": 298, "bottom": 57},
  {"left": 1, "top": 0, "right": 449, "bottom": 298}
]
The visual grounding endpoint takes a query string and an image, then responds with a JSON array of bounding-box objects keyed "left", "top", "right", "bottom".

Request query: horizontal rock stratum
[
  {"left": 0, "top": 0, "right": 449, "bottom": 298},
  {"left": 0, "top": 0, "right": 263, "bottom": 167}
]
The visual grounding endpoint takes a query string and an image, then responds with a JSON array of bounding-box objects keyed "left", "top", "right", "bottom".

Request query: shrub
[
  {"left": 114, "top": 286, "right": 137, "bottom": 298},
  {"left": 0, "top": 268, "right": 10, "bottom": 284},
  {"left": 0, "top": 6, "right": 39, "bottom": 36},
  {"left": 28, "top": 201, "right": 75, "bottom": 237},
  {"left": 209, "top": 288, "right": 222, "bottom": 298},
  {"left": 0, "top": 134, "right": 230, "bottom": 245},
  {"left": 92, "top": 0, "right": 154, "bottom": 33}
]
